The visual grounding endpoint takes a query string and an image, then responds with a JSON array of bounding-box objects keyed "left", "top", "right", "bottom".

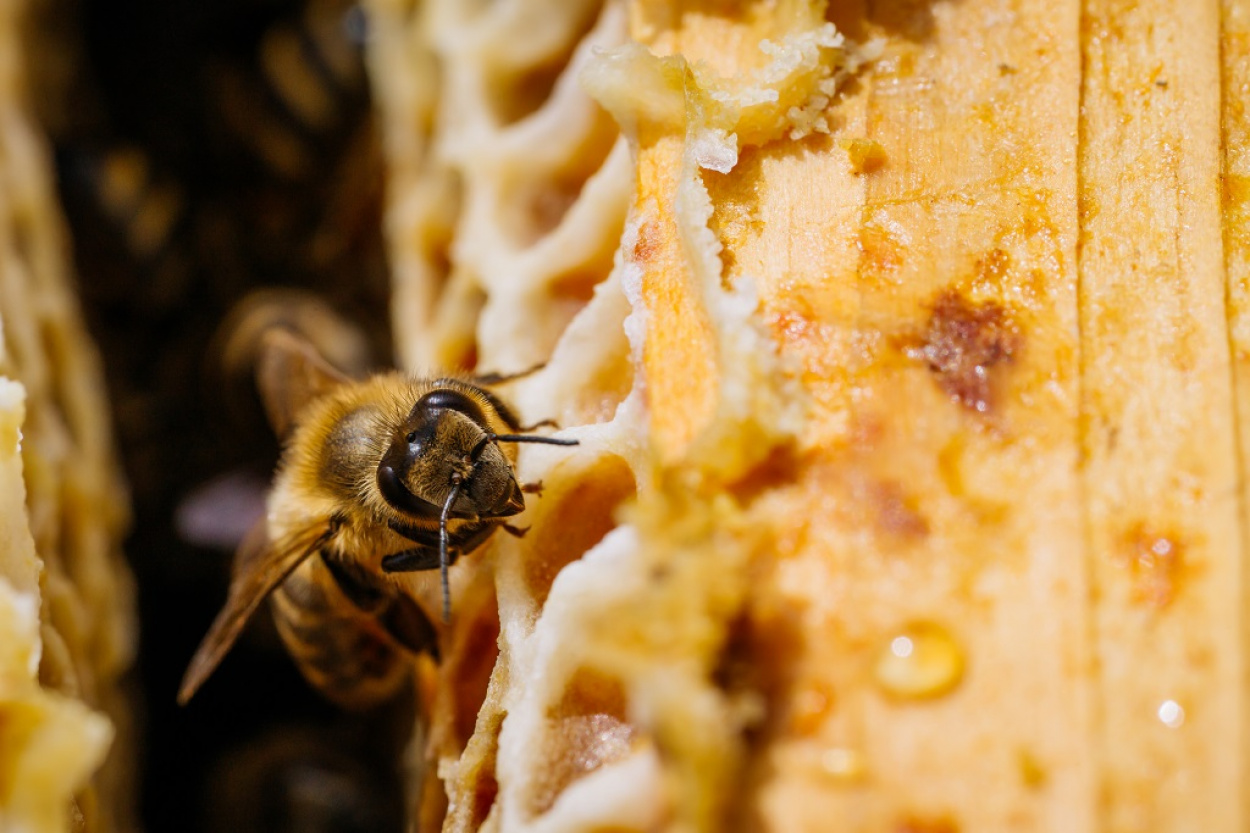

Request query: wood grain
[
  {"left": 631, "top": 0, "right": 1247, "bottom": 829},
  {"left": 1225, "top": 0, "right": 1250, "bottom": 822},
  {"left": 1080, "top": 2, "right": 1243, "bottom": 831}
]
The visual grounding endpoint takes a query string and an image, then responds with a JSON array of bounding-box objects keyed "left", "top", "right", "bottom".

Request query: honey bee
[{"left": 178, "top": 330, "right": 575, "bottom": 707}]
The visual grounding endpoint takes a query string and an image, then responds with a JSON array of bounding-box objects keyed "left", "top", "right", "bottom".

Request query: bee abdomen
[{"left": 270, "top": 554, "right": 412, "bottom": 709}]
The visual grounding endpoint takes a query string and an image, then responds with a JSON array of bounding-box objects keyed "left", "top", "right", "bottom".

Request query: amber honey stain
[
  {"left": 1019, "top": 748, "right": 1048, "bottom": 789},
  {"left": 0, "top": 706, "right": 23, "bottom": 796},
  {"left": 0, "top": 401, "right": 20, "bottom": 458},
  {"left": 1224, "top": 173, "right": 1250, "bottom": 211},
  {"left": 1119, "top": 524, "right": 1185, "bottom": 609},
  {"left": 871, "top": 480, "right": 930, "bottom": 539},
  {"left": 906, "top": 289, "right": 1021, "bottom": 414},
  {"left": 704, "top": 144, "right": 766, "bottom": 283},
  {"left": 936, "top": 437, "right": 966, "bottom": 496},
  {"left": 632, "top": 220, "right": 661, "bottom": 263},
  {"left": 975, "top": 248, "right": 1011, "bottom": 283},
  {"left": 895, "top": 815, "right": 960, "bottom": 833},
  {"left": 1225, "top": 175, "right": 1250, "bottom": 251},
  {"left": 1078, "top": 192, "right": 1100, "bottom": 224},
  {"left": 769, "top": 309, "right": 814, "bottom": 344},
  {"left": 858, "top": 223, "right": 905, "bottom": 277}
]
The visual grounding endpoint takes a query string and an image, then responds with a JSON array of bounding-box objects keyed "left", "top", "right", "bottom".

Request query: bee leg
[
  {"left": 501, "top": 523, "right": 529, "bottom": 539},
  {"left": 471, "top": 362, "right": 546, "bottom": 386},
  {"left": 517, "top": 418, "right": 559, "bottom": 431},
  {"left": 521, "top": 481, "right": 544, "bottom": 496},
  {"left": 380, "top": 547, "right": 449, "bottom": 573}
]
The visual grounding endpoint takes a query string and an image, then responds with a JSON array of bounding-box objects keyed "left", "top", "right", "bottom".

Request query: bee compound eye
[{"left": 405, "top": 431, "right": 416, "bottom": 444}]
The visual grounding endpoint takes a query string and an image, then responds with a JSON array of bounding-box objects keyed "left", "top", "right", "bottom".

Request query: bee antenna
[
  {"left": 489, "top": 433, "right": 579, "bottom": 446},
  {"left": 438, "top": 480, "right": 463, "bottom": 624}
]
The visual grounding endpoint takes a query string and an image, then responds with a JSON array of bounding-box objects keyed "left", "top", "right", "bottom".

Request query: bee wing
[
  {"left": 178, "top": 519, "right": 333, "bottom": 704},
  {"left": 257, "top": 328, "right": 353, "bottom": 438}
]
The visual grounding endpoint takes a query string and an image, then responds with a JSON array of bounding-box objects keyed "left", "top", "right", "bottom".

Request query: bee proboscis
[{"left": 178, "top": 330, "right": 576, "bottom": 707}]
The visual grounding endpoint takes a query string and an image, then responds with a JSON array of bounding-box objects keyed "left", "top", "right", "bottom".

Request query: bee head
[{"left": 376, "top": 387, "right": 524, "bottom": 522}]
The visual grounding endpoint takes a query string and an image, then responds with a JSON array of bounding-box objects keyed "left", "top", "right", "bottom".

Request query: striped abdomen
[{"left": 269, "top": 551, "right": 436, "bottom": 709}]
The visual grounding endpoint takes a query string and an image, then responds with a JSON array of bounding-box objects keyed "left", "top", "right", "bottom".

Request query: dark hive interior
[{"left": 32, "top": 0, "right": 406, "bottom": 829}]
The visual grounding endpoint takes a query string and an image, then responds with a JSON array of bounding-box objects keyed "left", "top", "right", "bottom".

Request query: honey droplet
[{"left": 873, "top": 622, "right": 965, "bottom": 700}]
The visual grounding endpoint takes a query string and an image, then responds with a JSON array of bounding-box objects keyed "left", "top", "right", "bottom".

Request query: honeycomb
[
  {"left": 0, "top": 0, "right": 1241, "bottom": 828},
  {"left": 369, "top": 0, "right": 1250, "bottom": 830},
  {"left": 0, "top": 1, "right": 136, "bottom": 831}
]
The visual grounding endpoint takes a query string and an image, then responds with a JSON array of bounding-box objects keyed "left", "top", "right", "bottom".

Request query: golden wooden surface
[
  {"left": 1081, "top": 2, "right": 1241, "bottom": 830},
  {"left": 1226, "top": 3, "right": 1250, "bottom": 828},
  {"left": 369, "top": 0, "right": 1250, "bottom": 829},
  {"left": 628, "top": 1, "right": 1249, "bottom": 829}
]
